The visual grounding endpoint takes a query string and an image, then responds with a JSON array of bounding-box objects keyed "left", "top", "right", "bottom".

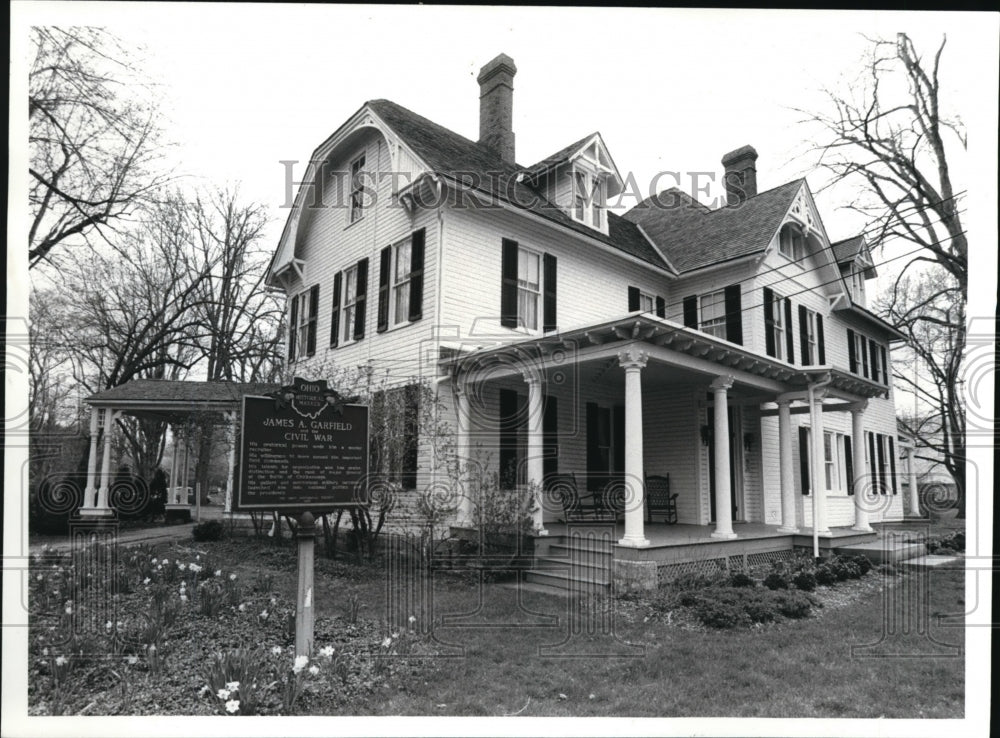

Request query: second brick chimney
[
  {"left": 477, "top": 53, "right": 517, "bottom": 164},
  {"left": 721, "top": 145, "right": 758, "bottom": 206}
]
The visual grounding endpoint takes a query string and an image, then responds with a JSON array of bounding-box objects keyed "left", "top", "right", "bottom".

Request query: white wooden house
[{"left": 267, "top": 53, "right": 908, "bottom": 587}]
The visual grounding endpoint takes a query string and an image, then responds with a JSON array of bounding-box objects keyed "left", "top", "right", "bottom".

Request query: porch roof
[
  {"left": 85, "top": 379, "right": 280, "bottom": 418},
  {"left": 440, "top": 314, "right": 889, "bottom": 400}
]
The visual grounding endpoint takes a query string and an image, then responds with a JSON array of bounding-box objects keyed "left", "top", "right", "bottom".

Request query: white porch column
[
  {"left": 618, "top": 348, "right": 649, "bottom": 547},
  {"left": 776, "top": 399, "right": 798, "bottom": 533},
  {"left": 523, "top": 371, "right": 547, "bottom": 535},
  {"left": 907, "top": 445, "right": 921, "bottom": 517},
  {"left": 809, "top": 388, "right": 830, "bottom": 535},
  {"left": 82, "top": 407, "right": 100, "bottom": 510},
  {"left": 225, "top": 411, "right": 237, "bottom": 514},
  {"left": 851, "top": 401, "right": 872, "bottom": 532},
  {"left": 710, "top": 375, "right": 737, "bottom": 540},
  {"left": 181, "top": 434, "right": 191, "bottom": 504},
  {"left": 454, "top": 384, "right": 473, "bottom": 526},
  {"left": 168, "top": 426, "right": 181, "bottom": 505},
  {"left": 95, "top": 409, "right": 117, "bottom": 510}
]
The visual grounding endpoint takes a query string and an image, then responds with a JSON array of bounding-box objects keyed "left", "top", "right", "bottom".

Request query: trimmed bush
[
  {"left": 742, "top": 593, "right": 777, "bottom": 623},
  {"left": 729, "top": 571, "right": 755, "bottom": 588},
  {"left": 814, "top": 565, "right": 837, "bottom": 586},
  {"left": 792, "top": 570, "right": 817, "bottom": 592},
  {"left": 848, "top": 555, "right": 873, "bottom": 575},
  {"left": 935, "top": 546, "right": 957, "bottom": 556},
  {"left": 763, "top": 572, "right": 789, "bottom": 590},
  {"left": 192, "top": 520, "right": 224, "bottom": 542},
  {"left": 774, "top": 591, "right": 813, "bottom": 619}
]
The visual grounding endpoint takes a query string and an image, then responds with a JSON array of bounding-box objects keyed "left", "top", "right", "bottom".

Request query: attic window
[
  {"left": 572, "top": 170, "right": 604, "bottom": 228},
  {"left": 778, "top": 223, "right": 806, "bottom": 261}
]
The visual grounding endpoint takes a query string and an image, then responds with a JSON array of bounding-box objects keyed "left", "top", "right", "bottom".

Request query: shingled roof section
[
  {"left": 524, "top": 132, "right": 598, "bottom": 179},
  {"left": 624, "top": 180, "right": 804, "bottom": 273},
  {"left": 831, "top": 235, "right": 864, "bottom": 264},
  {"left": 365, "top": 100, "right": 670, "bottom": 272},
  {"left": 87, "top": 379, "right": 280, "bottom": 405}
]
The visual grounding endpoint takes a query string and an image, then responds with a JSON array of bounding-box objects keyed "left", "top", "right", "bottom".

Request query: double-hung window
[
  {"left": 289, "top": 286, "right": 318, "bottom": 361},
  {"left": 770, "top": 292, "right": 785, "bottom": 360},
  {"left": 699, "top": 290, "right": 727, "bottom": 339},
  {"left": 341, "top": 264, "right": 359, "bottom": 344},
  {"left": 392, "top": 239, "right": 412, "bottom": 326},
  {"left": 572, "top": 170, "right": 604, "bottom": 228},
  {"left": 517, "top": 248, "right": 541, "bottom": 331},
  {"left": 805, "top": 309, "right": 817, "bottom": 363},
  {"left": 637, "top": 291, "right": 654, "bottom": 313},
  {"left": 779, "top": 224, "right": 805, "bottom": 261},
  {"left": 349, "top": 153, "right": 366, "bottom": 224}
]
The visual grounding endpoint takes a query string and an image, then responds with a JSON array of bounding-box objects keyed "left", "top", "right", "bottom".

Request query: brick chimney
[
  {"left": 477, "top": 53, "right": 517, "bottom": 164},
  {"left": 721, "top": 145, "right": 758, "bottom": 206}
]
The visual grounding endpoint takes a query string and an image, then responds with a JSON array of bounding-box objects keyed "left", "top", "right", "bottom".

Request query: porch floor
[{"left": 541, "top": 521, "right": 870, "bottom": 548}]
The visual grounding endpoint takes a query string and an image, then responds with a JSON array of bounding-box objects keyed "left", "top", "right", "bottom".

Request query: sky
[{"left": 5, "top": 7, "right": 999, "bottom": 734}]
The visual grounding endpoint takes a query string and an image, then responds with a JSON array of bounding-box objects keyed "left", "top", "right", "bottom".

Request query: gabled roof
[
  {"left": 524, "top": 132, "right": 598, "bottom": 179},
  {"left": 87, "top": 380, "right": 280, "bottom": 405},
  {"left": 831, "top": 235, "right": 864, "bottom": 264},
  {"left": 362, "top": 100, "right": 670, "bottom": 271},
  {"left": 624, "top": 180, "right": 804, "bottom": 273}
]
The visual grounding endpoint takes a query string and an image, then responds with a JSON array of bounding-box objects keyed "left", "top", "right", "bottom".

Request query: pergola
[{"left": 79, "top": 379, "right": 279, "bottom": 519}]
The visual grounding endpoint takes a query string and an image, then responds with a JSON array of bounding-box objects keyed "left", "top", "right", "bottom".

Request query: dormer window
[
  {"left": 778, "top": 223, "right": 806, "bottom": 261},
  {"left": 349, "top": 153, "right": 367, "bottom": 224},
  {"left": 572, "top": 170, "right": 604, "bottom": 228},
  {"left": 851, "top": 266, "right": 866, "bottom": 305}
]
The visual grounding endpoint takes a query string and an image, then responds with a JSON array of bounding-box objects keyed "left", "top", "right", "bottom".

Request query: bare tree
[
  {"left": 800, "top": 32, "right": 967, "bottom": 515},
  {"left": 29, "top": 27, "right": 171, "bottom": 269}
]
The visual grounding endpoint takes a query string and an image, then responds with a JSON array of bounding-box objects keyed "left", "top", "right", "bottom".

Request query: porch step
[
  {"left": 524, "top": 568, "right": 610, "bottom": 591},
  {"left": 898, "top": 554, "right": 962, "bottom": 570},
  {"left": 546, "top": 543, "right": 613, "bottom": 560},
  {"left": 533, "top": 555, "right": 611, "bottom": 579},
  {"left": 835, "top": 539, "right": 927, "bottom": 564}
]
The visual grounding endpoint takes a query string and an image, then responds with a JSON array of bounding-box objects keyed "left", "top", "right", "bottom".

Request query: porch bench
[
  {"left": 547, "top": 473, "right": 616, "bottom": 523},
  {"left": 645, "top": 474, "right": 677, "bottom": 524}
]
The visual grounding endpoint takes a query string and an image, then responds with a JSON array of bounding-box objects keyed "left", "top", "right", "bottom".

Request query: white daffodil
[
  {"left": 308, "top": 665, "right": 320, "bottom": 676},
  {"left": 225, "top": 699, "right": 240, "bottom": 714},
  {"left": 292, "top": 655, "right": 309, "bottom": 674},
  {"left": 319, "top": 646, "right": 334, "bottom": 659},
  {"left": 271, "top": 646, "right": 283, "bottom": 655}
]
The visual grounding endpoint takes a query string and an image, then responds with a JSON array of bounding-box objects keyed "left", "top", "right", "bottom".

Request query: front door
[{"left": 708, "top": 405, "right": 740, "bottom": 522}]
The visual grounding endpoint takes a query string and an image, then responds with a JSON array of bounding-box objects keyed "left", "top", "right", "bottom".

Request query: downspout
[
  {"left": 431, "top": 179, "right": 446, "bottom": 492},
  {"left": 808, "top": 372, "right": 834, "bottom": 560}
]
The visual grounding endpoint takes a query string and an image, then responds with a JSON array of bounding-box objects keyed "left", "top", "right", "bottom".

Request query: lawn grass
[{"left": 27, "top": 533, "right": 964, "bottom": 717}]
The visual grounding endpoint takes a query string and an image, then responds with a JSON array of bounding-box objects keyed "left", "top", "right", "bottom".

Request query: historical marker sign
[{"left": 236, "top": 378, "right": 369, "bottom": 511}]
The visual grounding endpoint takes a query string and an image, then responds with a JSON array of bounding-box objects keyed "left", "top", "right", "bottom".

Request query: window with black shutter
[
  {"left": 408, "top": 229, "right": 425, "bottom": 322},
  {"left": 869, "top": 338, "right": 880, "bottom": 383},
  {"left": 543, "top": 394, "right": 559, "bottom": 481},
  {"left": 542, "top": 252, "right": 557, "bottom": 332},
  {"left": 784, "top": 298, "right": 795, "bottom": 364},
  {"left": 683, "top": 296, "right": 697, "bottom": 328},
  {"left": 876, "top": 432, "right": 887, "bottom": 496},
  {"left": 799, "top": 426, "right": 810, "bottom": 495},
  {"left": 847, "top": 328, "right": 856, "bottom": 373},
  {"left": 330, "top": 271, "right": 342, "bottom": 347},
  {"left": 499, "top": 389, "right": 520, "bottom": 489},
  {"left": 763, "top": 287, "right": 776, "bottom": 357},
  {"left": 306, "top": 285, "right": 319, "bottom": 357},
  {"left": 655, "top": 296, "right": 665, "bottom": 318},
  {"left": 353, "top": 258, "right": 368, "bottom": 340},
  {"left": 288, "top": 295, "right": 299, "bottom": 360},
  {"left": 799, "top": 305, "right": 810, "bottom": 365},
  {"left": 880, "top": 345, "right": 889, "bottom": 386},
  {"left": 724, "top": 283, "right": 743, "bottom": 345},
  {"left": 816, "top": 314, "right": 825, "bottom": 364},
  {"left": 586, "top": 402, "right": 612, "bottom": 492},
  {"left": 628, "top": 286, "right": 640, "bottom": 312},
  {"left": 500, "top": 239, "right": 519, "bottom": 329},
  {"left": 377, "top": 246, "right": 391, "bottom": 333},
  {"left": 887, "top": 435, "right": 897, "bottom": 494},
  {"left": 844, "top": 434, "right": 854, "bottom": 495}
]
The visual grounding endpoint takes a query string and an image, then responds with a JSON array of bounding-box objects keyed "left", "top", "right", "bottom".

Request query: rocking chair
[{"left": 645, "top": 474, "right": 678, "bottom": 524}]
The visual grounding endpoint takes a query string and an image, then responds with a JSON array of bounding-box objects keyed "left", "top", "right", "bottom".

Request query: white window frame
[
  {"left": 637, "top": 291, "right": 655, "bottom": 314},
  {"left": 854, "top": 332, "right": 869, "bottom": 378},
  {"left": 349, "top": 153, "right": 366, "bottom": 224},
  {"left": 341, "top": 264, "right": 359, "bottom": 345},
  {"left": 390, "top": 238, "right": 412, "bottom": 328},
  {"left": 804, "top": 308, "right": 818, "bottom": 364},
  {"left": 571, "top": 167, "right": 604, "bottom": 229},
  {"left": 699, "top": 290, "right": 727, "bottom": 339},
  {"left": 852, "top": 267, "right": 866, "bottom": 305},
  {"left": 778, "top": 224, "right": 805, "bottom": 261},
  {"left": 293, "top": 292, "right": 312, "bottom": 360},
  {"left": 516, "top": 246, "right": 542, "bottom": 332},
  {"left": 769, "top": 291, "right": 785, "bottom": 360}
]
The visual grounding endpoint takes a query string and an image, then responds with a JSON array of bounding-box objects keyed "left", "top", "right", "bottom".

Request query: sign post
[
  {"left": 236, "top": 378, "right": 369, "bottom": 659},
  {"left": 295, "top": 511, "right": 316, "bottom": 658}
]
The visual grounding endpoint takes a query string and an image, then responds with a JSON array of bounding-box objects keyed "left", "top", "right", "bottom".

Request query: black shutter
[
  {"left": 799, "top": 426, "right": 810, "bottom": 495},
  {"left": 306, "top": 285, "right": 319, "bottom": 357},
  {"left": 628, "top": 286, "right": 640, "bottom": 312},
  {"left": 861, "top": 335, "right": 869, "bottom": 377},
  {"left": 724, "top": 283, "right": 743, "bottom": 345},
  {"left": 330, "top": 272, "right": 342, "bottom": 347},
  {"left": 880, "top": 346, "right": 888, "bottom": 385},
  {"left": 377, "top": 246, "right": 391, "bottom": 333},
  {"left": 847, "top": 329, "right": 856, "bottom": 373},
  {"left": 408, "top": 229, "right": 425, "bottom": 322},
  {"left": 401, "top": 384, "right": 419, "bottom": 490},
  {"left": 288, "top": 295, "right": 298, "bottom": 360},
  {"left": 542, "top": 252, "right": 557, "bottom": 332},
  {"left": 844, "top": 434, "right": 854, "bottom": 495},
  {"left": 683, "top": 296, "right": 698, "bottom": 328},
  {"left": 869, "top": 339, "right": 880, "bottom": 383},
  {"left": 612, "top": 405, "right": 626, "bottom": 474},
  {"left": 353, "top": 259, "right": 368, "bottom": 340},
  {"left": 500, "top": 239, "right": 519, "bottom": 328},
  {"left": 867, "top": 432, "right": 877, "bottom": 495},
  {"left": 798, "top": 305, "right": 810, "bottom": 365},
  {"left": 543, "top": 394, "right": 558, "bottom": 480},
  {"left": 784, "top": 298, "right": 795, "bottom": 364},
  {"left": 499, "top": 389, "right": 519, "bottom": 489},
  {"left": 763, "top": 287, "right": 775, "bottom": 357},
  {"left": 816, "top": 314, "right": 825, "bottom": 365},
  {"left": 655, "top": 296, "right": 666, "bottom": 318},
  {"left": 876, "top": 433, "right": 886, "bottom": 495},
  {"left": 888, "top": 435, "right": 897, "bottom": 494},
  {"left": 586, "top": 402, "right": 600, "bottom": 492}
]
